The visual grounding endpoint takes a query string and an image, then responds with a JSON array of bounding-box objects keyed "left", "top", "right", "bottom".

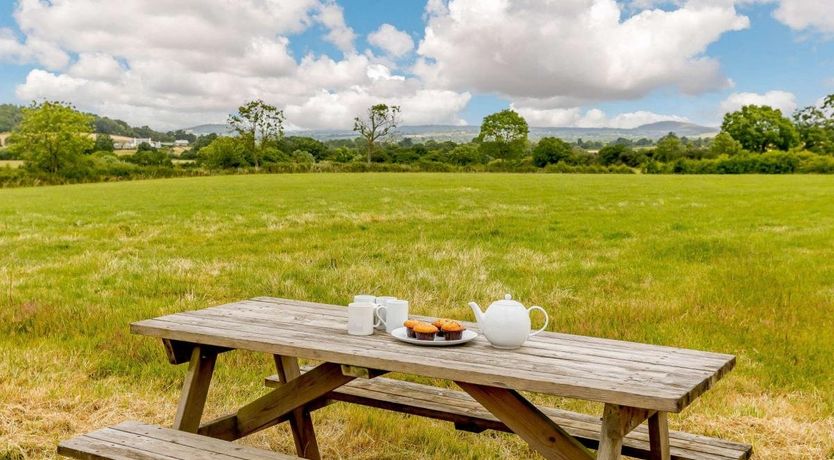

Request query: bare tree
[
  {"left": 228, "top": 99, "right": 284, "bottom": 169},
  {"left": 353, "top": 104, "right": 400, "bottom": 164}
]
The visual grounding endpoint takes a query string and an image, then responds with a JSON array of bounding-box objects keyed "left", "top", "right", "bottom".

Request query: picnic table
[{"left": 64, "top": 297, "right": 751, "bottom": 460}]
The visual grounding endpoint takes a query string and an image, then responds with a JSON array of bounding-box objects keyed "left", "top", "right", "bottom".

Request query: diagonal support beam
[
  {"left": 235, "top": 362, "right": 355, "bottom": 438},
  {"left": 456, "top": 381, "right": 593, "bottom": 460}
]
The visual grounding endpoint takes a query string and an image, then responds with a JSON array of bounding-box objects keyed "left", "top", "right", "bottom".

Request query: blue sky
[{"left": 0, "top": 0, "right": 832, "bottom": 130}]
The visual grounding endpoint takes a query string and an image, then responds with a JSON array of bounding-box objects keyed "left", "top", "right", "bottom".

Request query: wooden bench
[
  {"left": 267, "top": 372, "right": 752, "bottom": 460},
  {"left": 58, "top": 421, "right": 300, "bottom": 460}
]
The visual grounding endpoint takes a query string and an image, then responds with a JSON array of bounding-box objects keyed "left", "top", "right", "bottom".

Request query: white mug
[
  {"left": 347, "top": 302, "right": 381, "bottom": 336},
  {"left": 374, "top": 296, "right": 397, "bottom": 330},
  {"left": 376, "top": 299, "right": 409, "bottom": 333},
  {"left": 353, "top": 294, "right": 376, "bottom": 304}
]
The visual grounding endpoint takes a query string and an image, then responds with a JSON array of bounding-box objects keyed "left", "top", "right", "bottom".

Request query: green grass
[
  {"left": 1, "top": 173, "right": 833, "bottom": 458},
  {"left": 0, "top": 160, "right": 23, "bottom": 169}
]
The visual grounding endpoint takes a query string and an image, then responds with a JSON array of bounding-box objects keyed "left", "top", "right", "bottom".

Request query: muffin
[
  {"left": 413, "top": 322, "right": 438, "bottom": 341},
  {"left": 403, "top": 319, "right": 420, "bottom": 338},
  {"left": 432, "top": 318, "right": 452, "bottom": 337},
  {"left": 441, "top": 321, "right": 465, "bottom": 341}
]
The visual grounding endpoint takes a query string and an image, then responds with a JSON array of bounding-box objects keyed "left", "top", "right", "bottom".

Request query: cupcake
[
  {"left": 403, "top": 319, "right": 420, "bottom": 338},
  {"left": 441, "top": 321, "right": 465, "bottom": 341},
  {"left": 432, "top": 318, "right": 452, "bottom": 337},
  {"left": 413, "top": 322, "right": 438, "bottom": 341}
]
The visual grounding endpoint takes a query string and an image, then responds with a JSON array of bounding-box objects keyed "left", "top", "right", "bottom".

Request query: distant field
[
  {"left": 0, "top": 160, "right": 23, "bottom": 169},
  {"left": 0, "top": 174, "right": 832, "bottom": 458}
]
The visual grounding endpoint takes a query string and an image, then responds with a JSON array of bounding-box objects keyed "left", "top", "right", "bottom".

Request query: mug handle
[
  {"left": 374, "top": 304, "right": 386, "bottom": 328},
  {"left": 527, "top": 306, "right": 549, "bottom": 336}
]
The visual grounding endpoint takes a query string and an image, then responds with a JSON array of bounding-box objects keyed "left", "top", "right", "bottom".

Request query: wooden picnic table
[{"left": 130, "top": 297, "right": 739, "bottom": 460}]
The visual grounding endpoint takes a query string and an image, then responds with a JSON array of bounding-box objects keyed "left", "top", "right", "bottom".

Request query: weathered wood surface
[
  {"left": 264, "top": 373, "right": 752, "bottom": 460},
  {"left": 58, "top": 421, "right": 299, "bottom": 459},
  {"left": 649, "top": 412, "right": 672, "bottom": 460},
  {"left": 172, "top": 346, "right": 216, "bottom": 433},
  {"left": 132, "top": 297, "right": 735, "bottom": 412}
]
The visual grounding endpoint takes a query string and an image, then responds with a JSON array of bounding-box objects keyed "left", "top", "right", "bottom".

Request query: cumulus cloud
[
  {"left": 719, "top": 90, "right": 797, "bottom": 115},
  {"left": 512, "top": 104, "right": 689, "bottom": 129},
  {"left": 771, "top": 0, "right": 834, "bottom": 36},
  {"left": 368, "top": 24, "right": 415, "bottom": 58},
  {"left": 6, "top": 0, "right": 468, "bottom": 130},
  {"left": 416, "top": 0, "right": 749, "bottom": 102}
]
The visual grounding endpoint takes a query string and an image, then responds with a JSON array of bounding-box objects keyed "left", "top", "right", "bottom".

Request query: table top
[{"left": 131, "top": 297, "right": 736, "bottom": 412}]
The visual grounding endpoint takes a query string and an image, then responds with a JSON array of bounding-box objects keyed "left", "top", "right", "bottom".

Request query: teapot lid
[{"left": 491, "top": 293, "right": 524, "bottom": 308}]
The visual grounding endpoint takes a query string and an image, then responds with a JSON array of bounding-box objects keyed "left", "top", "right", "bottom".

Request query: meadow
[{"left": 0, "top": 173, "right": 832, "bottom": 459}]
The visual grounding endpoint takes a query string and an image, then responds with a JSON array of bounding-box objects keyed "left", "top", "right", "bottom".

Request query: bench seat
[
  {"left": 58, "top": 421, "right": 299, "bottom": 460},
  {"left": 267, "top": 372, "right": 752, "bottom": 460}
]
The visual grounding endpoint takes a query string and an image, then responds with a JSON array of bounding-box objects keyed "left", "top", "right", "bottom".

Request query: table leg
[
  {"left": 597, "top": 404, "right": 652, "bottom": 460},
  {"left": 173, "top": 345, "right": 217, "bottom": 433},
  {"left": 648, "top": 412, "right": 671, "bottom": 460},
  {"left": 274, "top": 355, "right": 321, "bottom": 460},
  {"left": 456, "top": 381, "right": 593, "bottom": 460}
]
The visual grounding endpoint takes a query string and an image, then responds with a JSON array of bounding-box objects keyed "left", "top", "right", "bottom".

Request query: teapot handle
[{"left": 527, "top": 306, "right": 549, "bottom": 336}]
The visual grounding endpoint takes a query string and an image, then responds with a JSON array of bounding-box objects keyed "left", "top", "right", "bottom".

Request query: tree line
[{"left": 2, "top": 93, "right": 834, "bottom": 187}]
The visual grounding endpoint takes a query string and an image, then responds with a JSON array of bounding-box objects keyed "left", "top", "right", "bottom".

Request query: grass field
[
  {"left": 0, "top": 160, "right": 23, "bottom": 169},
  {"left": 1, "top": 173, "right": 833, "bottom": 459}
]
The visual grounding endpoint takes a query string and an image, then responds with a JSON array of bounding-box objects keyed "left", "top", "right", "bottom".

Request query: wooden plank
[
  {"left": 649, "top": 412, "right": 671, "bottom": 460},
  {"left": 274, "top": 355, "right": 321, "bottom": 460},
  {"left": 58, "top": 422, "right": 297, "bottom": 460},
  {"left": 162, "top": 339, "right": 231, "bottom": 365},
  {"left": 457, "top": 381, "right": 593, "bottom": 460},
  {"left": 111, "top": 421, "right": 288, "bottom": 460},
  {"left": 340, "top": 365, "right": 387, "bottom": 379},
  {"left": 173, "top": 346, "right": 216, "bottom": 433},
  {"left": 235, "top": 362, "right": 354, "bottom": 438}
]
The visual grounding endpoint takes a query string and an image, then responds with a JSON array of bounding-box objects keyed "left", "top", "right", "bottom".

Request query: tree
[
  {"left": 8, "top": 101, "right": 94, "bottom": 173},
  {"left": 709, "top": 132, "right": 743, "bottom": 156},
  {"left": 720, "top": 105, "right": 800, "bottom": 153},
  {"left": 597, "top": 143, "right": 638, "bottom": 166},
  {"left": 228, "top": 99, "right": 285, "bottom": 169},
  {"left": 653, "top": 132, "right": 686, "bottom": 162},
  {"left": 200, "top": 136, "right": 248, "bottom": 169},
  {"left": 0, "top": 104, "right": 23, "bottom": 132},
  {"left": 532, "top": 137, "right": 572, "bottom": 167},
  {"left": 793, "top": 94, "right": 834, "bottom": 154},
  {"left": 353, "top": 103, "right": 400, "bottom": 164},
  {"left": 477, "top": 109, "right": 528, "bottom": 159},
  {"left": 94, "top": 133, "right": 115, "bottom": 152}
]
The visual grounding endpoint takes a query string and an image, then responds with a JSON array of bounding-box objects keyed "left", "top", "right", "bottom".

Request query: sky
[{"left": 0, "top": 0, "right": 832, "bottom": 131}]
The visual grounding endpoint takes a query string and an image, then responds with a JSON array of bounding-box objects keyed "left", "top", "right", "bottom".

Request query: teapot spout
[{"left": 468, "top": 301, "right": 485, "bottom": 328}]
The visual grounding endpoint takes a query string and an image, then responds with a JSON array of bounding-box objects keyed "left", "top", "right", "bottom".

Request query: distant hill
[
  {"left": 184, "top": 123, "right": 235, "bottom": 136},
  {"left": 182, "top": 121, "right": 717, "bottom": 142}
]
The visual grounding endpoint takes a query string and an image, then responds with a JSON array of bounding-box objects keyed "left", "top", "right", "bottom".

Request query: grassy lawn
[
  {"left": 0, "top": 160, "right": 23, "bottom": 169},
  {"left": 1, "top": 173, "right": 832, "bottom": 459}
]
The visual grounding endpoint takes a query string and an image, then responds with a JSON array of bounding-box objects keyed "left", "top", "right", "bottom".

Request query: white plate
[{"left": 390, "top": 327, "right": 478, "bottom": 346}]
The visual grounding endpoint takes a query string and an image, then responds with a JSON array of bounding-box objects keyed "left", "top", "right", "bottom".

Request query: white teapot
[{"left": 469, "top": 294, "right": 549, "bottom": 349}]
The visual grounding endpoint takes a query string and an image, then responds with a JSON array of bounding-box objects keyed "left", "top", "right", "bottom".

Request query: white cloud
[
  {"left": 315, "top": 1, "right": 357, "bottom": 53},
  {"left": 512, "top": 104, "right": 689, "bottom": 128},
  {"left": 772, "top": 0, "right": 834, "bottom": 36},
  {"left": 7, "top": 0, "right": 468, "bottom": 130},
  {"left": 719, "top": 90, "right": 797, "bottom": 115},
  {"left": 416, "top": 0, "right": 749, "bottom": 102},
  {"left": 368, "top": 24, "right": 414, "bottom": 58}
]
